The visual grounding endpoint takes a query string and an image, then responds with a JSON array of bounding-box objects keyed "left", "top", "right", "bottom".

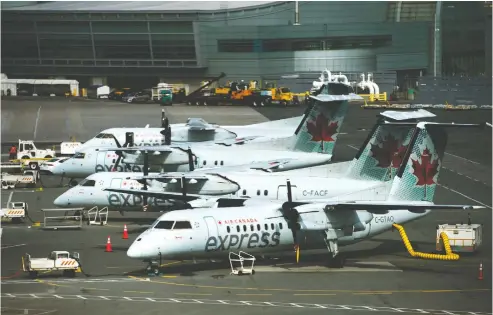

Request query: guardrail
[{"left": 2, "top": 58, "right": 201, "bottom": 68}]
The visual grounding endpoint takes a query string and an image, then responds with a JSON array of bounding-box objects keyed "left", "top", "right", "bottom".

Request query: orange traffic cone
[
  {"left": 105, "top": 236, "right": 113, "bottom": 252},
  {"left": 122, "top": 225, "right": 128, "bottom": 240},
  {"left": 478, "top": 262, "right": 483, "bottom": 280}
]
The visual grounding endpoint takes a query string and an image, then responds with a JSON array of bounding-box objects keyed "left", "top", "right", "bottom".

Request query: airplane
[
  {"left": 125, "top": 121, "right": 486, "bottom": 272},
  {"left": 75, "top": 69, "right": 341, "bottom": 152},
  {"left": 53, "top": 109, "right": 436, "bottom": 212},
  {"left": 50, "top": 83, "right": 360, "bottom": 180}
]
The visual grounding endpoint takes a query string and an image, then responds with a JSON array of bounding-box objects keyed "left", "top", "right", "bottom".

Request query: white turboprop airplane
[
  {"left": 53, "top": 110, "right": 439, "bottom": 211},
  {"left": 50, "top": 85, "right": 360, "bottom": 179},
  {"left": 125, "top": 121, "right": 485, "bottom": 272}
]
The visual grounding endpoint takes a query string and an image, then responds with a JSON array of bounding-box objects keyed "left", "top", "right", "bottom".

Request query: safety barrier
[
  {"left": 86, "top": 206, "right": 108, "bottom": 226},
  {"left": 392, "top": 223, "right": 459, "bottom": 261},
  {"left": 41, "top": 208, "right": 84, "bottom": 230},
  {"left": 361, "top": 103, "right": 492, "bottom": 110}
]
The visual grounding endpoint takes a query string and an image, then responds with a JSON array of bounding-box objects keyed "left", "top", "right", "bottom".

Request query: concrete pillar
[{"left": 90, "top": 77, "right": 107, "bottom": 86}]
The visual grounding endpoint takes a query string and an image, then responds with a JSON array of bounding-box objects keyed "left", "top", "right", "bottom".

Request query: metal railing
[{"left": 2, "top": 58, "right": 200, "bottom": 68}]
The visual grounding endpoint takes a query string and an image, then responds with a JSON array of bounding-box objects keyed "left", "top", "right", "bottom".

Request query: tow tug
[
  {"left": 1, "top": 170, "right": 39, "bottom": 189},
  {"left": 0, "top": 201, "right": 28, "bottom": 223}
]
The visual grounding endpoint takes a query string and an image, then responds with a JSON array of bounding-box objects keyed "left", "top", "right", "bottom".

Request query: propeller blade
[
  {"left": 286, "top": 179, "right": 292, "bottom": 203},
  {"left": 181, "top": 176, "right": 187, "bottom": 197},
  {"left": 142, "top": 150, "right": 149, "bottom": 208},
  {"left": 113, "top": 153, "right": 122, "bottom": 172},
  {"left": 161, "top": 109, "right": 166, "bottom": 128},
  {"left": 187, "top": 148, "right": 195, "bottom": 171}
]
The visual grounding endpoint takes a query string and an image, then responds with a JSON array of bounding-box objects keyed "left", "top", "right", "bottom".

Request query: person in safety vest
[{"left": 9, "top": 145, "right": 17, "bottom": 160}]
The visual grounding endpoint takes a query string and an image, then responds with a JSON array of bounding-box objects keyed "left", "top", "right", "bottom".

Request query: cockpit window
[
  {"left": 95, "top": 133, "right": 115, "bottom": 139},
  {"left": 173, "top": 221, "right": 192, "bottom": 229},
  {"left": 78, "top": 179, "right": 95, "bottom": 187},
  {"left": 73, "top": 152, "right": 85, "bottom": 159},
  {"left": 154, "top": 220, "right": 174, "bottom": 229},
  {"left": 47, "top": 158, "right": 59, "bottom": 163}
]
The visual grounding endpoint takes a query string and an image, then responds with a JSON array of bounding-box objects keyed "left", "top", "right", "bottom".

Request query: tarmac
[{"left": 1, "top": 98, "right": 492, "bottom": 315}]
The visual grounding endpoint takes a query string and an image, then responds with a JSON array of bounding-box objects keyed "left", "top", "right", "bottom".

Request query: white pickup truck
[
  {"left": 12, "top": 140, "right": 82, "bottom": 170},
  {"left": 1, "top": 170, "right": 39, "bottom": 189},
  {"left": 0, "top": 201, "right": 27, "bottom": 223},
  {"left": 23, "top": 251, "right": 81, "bottom": 278}
]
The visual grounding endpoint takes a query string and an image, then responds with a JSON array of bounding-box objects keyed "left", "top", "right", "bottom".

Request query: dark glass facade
[{"left": 1, "top": 18, "right": 196, "bottom": 64}]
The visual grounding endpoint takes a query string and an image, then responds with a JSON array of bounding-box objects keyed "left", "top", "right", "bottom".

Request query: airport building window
[
  {"left": 217, "top": 40, "right": 255, "bottom": 53},
  {"left": 173, "top": 221, "right": 192, "bottom": 229}
]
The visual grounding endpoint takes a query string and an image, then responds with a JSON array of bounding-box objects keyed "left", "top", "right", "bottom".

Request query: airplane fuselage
[{"left": 127, "top": 205, "right": 430, "bottom": 261}]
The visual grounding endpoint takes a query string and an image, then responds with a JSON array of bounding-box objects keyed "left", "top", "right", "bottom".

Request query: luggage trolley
[{"left": 229, "top": 251, "right": 256, "bottom": 275}]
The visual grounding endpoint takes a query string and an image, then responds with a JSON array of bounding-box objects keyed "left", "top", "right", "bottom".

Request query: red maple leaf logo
[
  {"left": 411, "top": 148, "right": 439, "bottom": 186},
  {"left": 217, "top": 221, "right": 222, "bottom": 225},
  {"left": 306, "top": 113, "right": 339, "bottom": 143},
  {"left": 371, "top": 134, "right": 407, "bottom": 168}
]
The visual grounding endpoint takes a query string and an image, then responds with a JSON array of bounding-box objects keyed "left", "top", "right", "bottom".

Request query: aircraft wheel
[{"left": 29, "top": 162, "right": 38, "bottom": 170}]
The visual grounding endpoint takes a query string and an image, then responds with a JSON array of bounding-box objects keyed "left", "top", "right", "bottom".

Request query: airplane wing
[
  {"left": 97, "top": 146, "right": 174, "bottom": 153},
  {"left": 102, "top": 188, "right": 204, "bottom": 201},
  {"left": 309, "top": 93, "right": 363, "bottom": 102},
  {"left": 215, "top": 136, "right": 260, "bottom": 146},
  {"left": 132, "top": 173, "right": 209, "bottom": 182},
  {"left": 295, "top": 200, "right": 485, "bottom": 212}
]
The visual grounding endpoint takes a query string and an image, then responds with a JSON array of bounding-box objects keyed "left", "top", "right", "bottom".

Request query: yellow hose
[{"left": 392, "top": 223, "right": 460, "bottom": 261}]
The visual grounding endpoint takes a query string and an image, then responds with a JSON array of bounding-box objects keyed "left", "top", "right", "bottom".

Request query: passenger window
[
  {"left": 227, "top": 226, "right": 230, "bottom": 233},
  {"left": 242, "top": 189, "right": 246, "bottom": 195},
  {"left": 203, "top": 160, "right": 207, "bottom": 166},
  {"left": 220, "top": 161, "right": 224, "bottom": 166},
  {"left": 250, "top": 225, "right": 254, "bottom": 231},
  {"left": 236, "top": 225, "right": 240, "bottom": 233},
  {"left": 264, "top": 224, "right": 268, "bottom": 230},
  {"left": 264, "top": 190, "right": 268, "bottom": 196},
  {"left": 154, "top": 220, "right": 174, "bottom": 229},
  {"left": 173, "top": 221, "right": 192, "bottom": 229},
  {"left": 279, "top": 223, "right": 283, "bottom": 230},
  {"left": 81, "top": 180, "right": 96, "bottom": 187},
  {"left": 257, "top": 224, "right": 261, "bottom": 231},
  {"left": 271, "top": 223, "right": 275, "bottom": 230},
  {"left": 214, "top": 161, "right": 217, "bottom": 166},
  {"left": 243, "top": 225, "right": 247, "bottom": 232},
  {"left": 257, "top": 190, "right": 260, "bottom": 196}
]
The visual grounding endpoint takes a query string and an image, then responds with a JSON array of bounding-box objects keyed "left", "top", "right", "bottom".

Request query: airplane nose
[
  {"left": 53, "top": 194, "right": 69, "bottom": 207},
  {"left": 126, "top": 244, "right": 142, "bottom": 259}
]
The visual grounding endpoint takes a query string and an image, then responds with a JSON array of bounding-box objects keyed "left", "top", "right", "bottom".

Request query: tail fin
[
  {"left": 388, "top": 122, "right": 484, "bottom": 202},
  {"left": 344, "top": 109, "right": 437, "bottom": 182},
  {"left": 291, "top": 83, "right": 362, "bottom": 155}
]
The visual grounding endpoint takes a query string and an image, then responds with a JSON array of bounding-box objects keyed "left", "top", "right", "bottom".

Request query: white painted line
[
  {"left": 347, "top": 144, "right": 359, "bottom": 150},
  {"left": 33, "top": 106, "right": 42, "bottom": 139},
  {"left": 6, "top": 191, "right": 13, "bottom": 205},
  {"left": 439, "top": 184, "right": 492, "bottom": 209},
  {"left": 445, "top": 152, "right": 480, "bottom": 165},
  {"left": 1, "top": 244, "right": 26, "bottom": 250},
  {"left": 486, "top": 122, "right": 492, "bottom": 128}
]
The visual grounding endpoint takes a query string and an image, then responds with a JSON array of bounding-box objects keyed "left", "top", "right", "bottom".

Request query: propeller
[
  {"left": 142, "top": 149, "right": 149, "bottom": 210},
  {"left": 181, "top": 176, "right": 187, "bottom": 198},
  {"left": 112, "top": 132, "right": 134, "bottom": 172},
  {"left": 160, "top": 110, "right": 171, "bottom": 145},
  {"left": 267, "top": 179, "right": 318, "bottom": 264}
]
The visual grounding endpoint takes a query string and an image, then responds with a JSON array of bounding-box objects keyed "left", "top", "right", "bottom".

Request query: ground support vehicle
[
  {"left": 22, "top": 251, "right": 81, "bottom": 279},
  {"left": 11, "top": 140, "right": 81, "bottom": 170},
  {"left": 436, "top": 223, "right": 483, "bottom": 253},
  {"left": 0, "top": 201, "right": 27, "bottom": 223},
  {"left": 1, "top": 170, "right": 39, "bottom": 189}
]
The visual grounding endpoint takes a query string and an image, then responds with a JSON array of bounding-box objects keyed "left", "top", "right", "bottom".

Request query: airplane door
[
  {"left": 277, "top": 185, "right": 298, "bottom": 200},
  {"left": 110, "top": 178, "right": 122, "bottom": 188},
  {"left": 203, "top": 216, "right": 219, "bottom": 238}
]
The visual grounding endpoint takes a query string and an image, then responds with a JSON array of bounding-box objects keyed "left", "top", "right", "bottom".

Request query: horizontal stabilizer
[
  {"left": 379, "top": 109, "right": 436, "bottom": 121},
  {"left": 102, "top": 188, "right": 202, "bottom": 201},
  {"left": 309, "top": 93, "right": 363, "bottom": 102}
]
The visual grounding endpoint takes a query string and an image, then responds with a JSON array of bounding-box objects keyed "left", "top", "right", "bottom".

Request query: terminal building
[{"left": 1, "top": 1, "right": 491, "bottom": 91}]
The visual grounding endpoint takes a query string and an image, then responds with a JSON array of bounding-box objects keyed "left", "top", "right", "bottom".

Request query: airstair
[
  {"left": 229, "top": 251, "right": 256, "bottom": 275},
  {"left": 86, "top": 206, "right": 108, "bottom": 226}
]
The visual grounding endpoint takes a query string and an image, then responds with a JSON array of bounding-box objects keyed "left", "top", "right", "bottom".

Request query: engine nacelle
[{"left": 326, "top": 210, "right": 373, "bottom": 231}]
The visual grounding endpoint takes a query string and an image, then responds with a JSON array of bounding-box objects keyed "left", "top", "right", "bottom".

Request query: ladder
[
  {"left": 86, "top": 206, "right": 108, "bottom": 226},
  {"left": 229, "top": 251, "right": 256, "bottom": 275}
]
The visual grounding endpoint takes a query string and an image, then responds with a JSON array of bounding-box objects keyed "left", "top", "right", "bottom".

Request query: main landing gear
[{"left": 324, "top": 230, "right": 346, "bottom": 268}]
